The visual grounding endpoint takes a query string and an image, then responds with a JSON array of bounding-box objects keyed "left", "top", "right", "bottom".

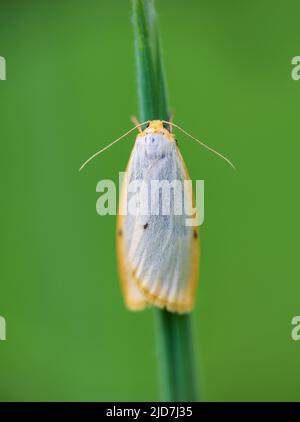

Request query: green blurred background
[{"left": 0, "top": 0, "right": 299, "bottom": 401}]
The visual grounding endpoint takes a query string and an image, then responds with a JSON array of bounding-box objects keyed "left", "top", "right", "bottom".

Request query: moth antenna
[
  {"left": 162, "top": 120, "right": 235, "bottom": 170},
  {"left": 79, "top": 121, "right": 149, "bottom": 171}
]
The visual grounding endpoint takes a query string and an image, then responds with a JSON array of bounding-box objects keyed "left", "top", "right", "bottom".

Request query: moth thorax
[{"left": 144, "top": 133, "right": 170, "bottom": 159}]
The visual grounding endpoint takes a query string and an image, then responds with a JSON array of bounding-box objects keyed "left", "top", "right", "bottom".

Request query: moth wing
[
  {"left": 117, "top": 231, "right": 148, "bottom": 310},
  {"left": 118, "top": 139, "right": 199, "bottom": 313},
  {"left": 117, "top": 144, "right": 148, "bottom": 311}
]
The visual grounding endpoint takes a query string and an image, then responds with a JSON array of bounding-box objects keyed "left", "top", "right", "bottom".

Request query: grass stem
[{"left": 132, "top": 0, "right": 199, "bottom": 402}]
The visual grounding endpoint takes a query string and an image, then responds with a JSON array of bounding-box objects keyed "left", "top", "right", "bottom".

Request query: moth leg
[
  {"left": 131, "top": 116, "right": 142, "bottom": 133},
  {"left": 167, "top": 113, "right": 174, "bottom": 132}
]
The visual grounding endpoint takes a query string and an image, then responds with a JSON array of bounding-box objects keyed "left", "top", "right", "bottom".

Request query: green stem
[
  {"left": 155, "top": 311, "right": 199, "bottom": 401},
  {"left": 132, "top": 0, "right": 157, "bottom": 122},
  {"left": 132, "top": 0, "right": 199, "bottom": 402}
]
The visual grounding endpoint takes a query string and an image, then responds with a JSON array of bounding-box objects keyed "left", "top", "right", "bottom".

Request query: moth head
[{"left": 141, "top": 120, "right": 174, "bottom": 141}]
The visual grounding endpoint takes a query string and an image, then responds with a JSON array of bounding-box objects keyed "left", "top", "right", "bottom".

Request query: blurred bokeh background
[{"left": 0, "top": 0, "right": 300, "bottom": 401}]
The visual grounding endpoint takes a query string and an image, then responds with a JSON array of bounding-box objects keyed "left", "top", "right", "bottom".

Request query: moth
[{"left": 80, "top": 120, "right": 234, "bottom": 313}]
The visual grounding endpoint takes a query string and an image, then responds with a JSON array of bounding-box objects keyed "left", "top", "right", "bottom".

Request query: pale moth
[{"left": 80, "top": 120, "right": 234, "bottom": 313}]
